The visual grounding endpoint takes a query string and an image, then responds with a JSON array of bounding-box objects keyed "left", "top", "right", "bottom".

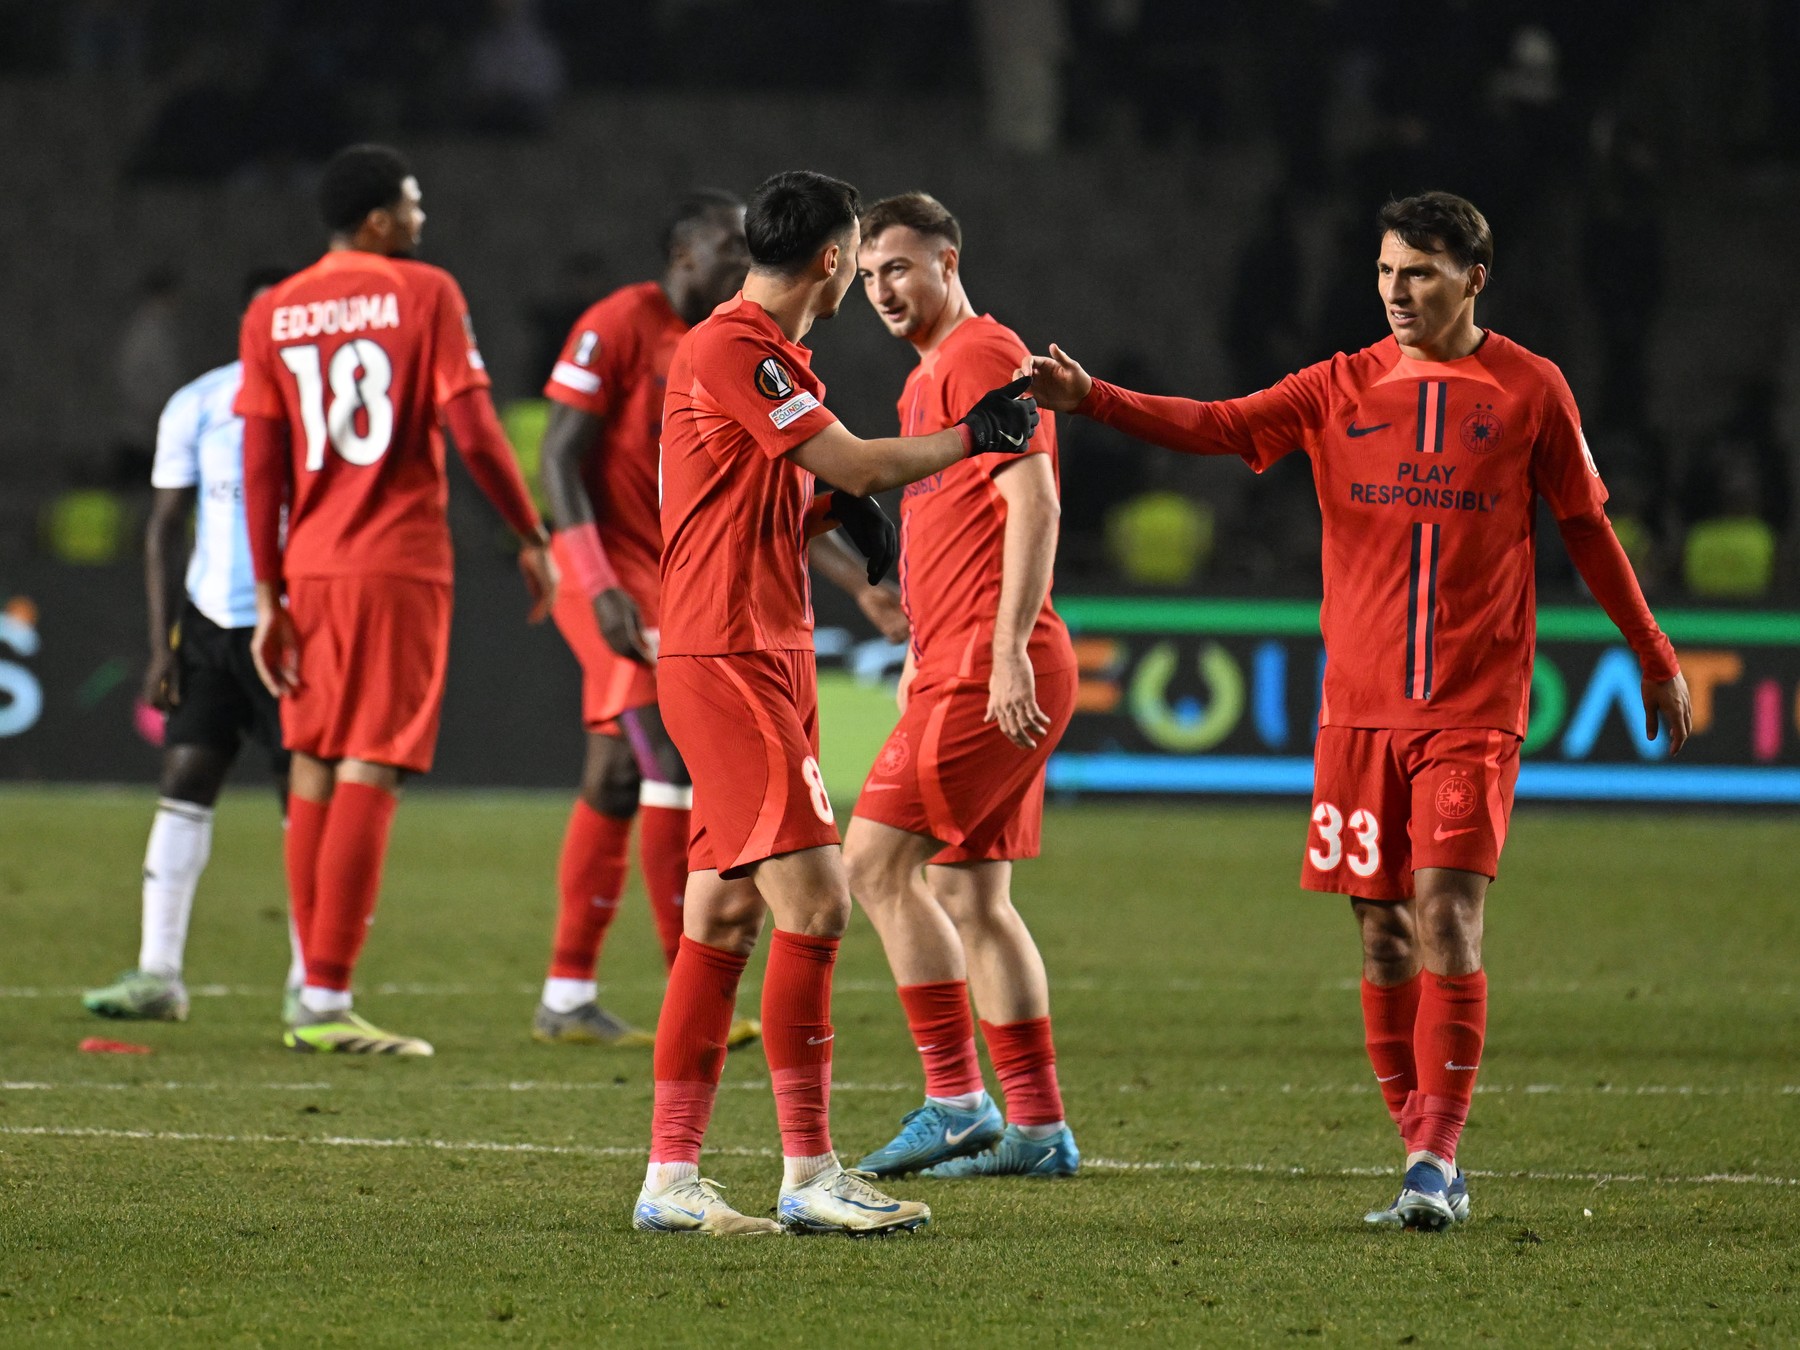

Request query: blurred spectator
[
  {"left": 1678, "top": 382, "right": 1791, "bottom": 539},
  {"left": 1583, "top": 109, "right": 1665, "bottom": 431},
  {"left": 466, "top": 0, "right": 566, "bottom": 135},
  {"left": 111, "top": 268, "right": 184, "bottom": 485},
  {"left": 1681, "top": 453, "right": 1775, "bottom": 599}
]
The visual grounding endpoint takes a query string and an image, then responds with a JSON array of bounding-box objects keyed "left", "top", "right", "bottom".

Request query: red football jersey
[
  {"left": 895, "top": 315, "right": 1072, "bottom": 677},
  {"left": 1085, "top": 332, "right": 1609, "bottom": 735},
  {"left": 235, "top": 250, "right": 489, "bottom": 582},
  {"left": 658, "top": 295, "right": 837, "bottom": 656},
  {"left": 543, "top": 280, "right": 685, "bottom": 624}
]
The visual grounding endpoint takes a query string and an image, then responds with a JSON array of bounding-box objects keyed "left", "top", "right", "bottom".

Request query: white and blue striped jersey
[{"left": 150, "top": 361, "right": 258, "bottom": 629}]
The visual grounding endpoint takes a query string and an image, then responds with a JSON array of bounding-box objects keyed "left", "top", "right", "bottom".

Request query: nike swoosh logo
[
  {"left": 998, "top": 430, "right": 1024, "bottom": 446},
  {"left": 670, "top": 1205, "right": 706, "bottom": 1221},
  {"left": 1445, "top": 1061, "right": 1478, "bottom": 1072},
  {"left": 1375, "top": 1072, "right": 1405, "bottom": 1083},
  {"left": 1433, "top": 825, "right": 1476, "bottom": 841},
  {"left": 806, "top": 1033, "right": 835, "bottom": 1045},
  {"left": 1034, "top": 1148, "right": 1060, "bottom": 1170},
  {"left": 1346, "top": 421, "right": 1391, "bottom": 438},
  {"left": 944, "top": 1121, "right": 983, "bottom": 1146},
  {"left": 844, "top": 1197, "right": 901, "bottom": 1213}
]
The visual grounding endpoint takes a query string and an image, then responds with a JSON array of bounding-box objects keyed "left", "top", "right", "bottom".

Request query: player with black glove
[
  {"left": 956, "top": 376, "right": 1040, "bottom": 456},
  {"left": 819, "top": 486, "right": 898, "bottom": 584}
]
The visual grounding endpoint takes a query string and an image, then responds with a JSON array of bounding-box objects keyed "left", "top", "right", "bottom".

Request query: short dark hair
[
  {"left": 861, "top": 191, "right": 962, "bottom": 253},
  {"left": 745, "top": 171, "right": 861, "bottom": 275},
  {"left": 240, "top": 264, "right": 293, "bottom": 308},
  {"left": 661, "top": 188, "right": 743, "bottom": 262},
  {"left": 318, "top": 144, "right": 413, "bottom": 235},
  {"left": 1377, "top": 191, "right": 1493, "bottom": 272}
]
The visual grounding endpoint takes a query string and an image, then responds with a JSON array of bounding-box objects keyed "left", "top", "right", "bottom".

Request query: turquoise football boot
[
  {"left": 855, "top": 1094, "right": 1004, "bottom": 1177},
  {"left": 917, "top": 1123, "right": 1080, "bottom": 1178}
]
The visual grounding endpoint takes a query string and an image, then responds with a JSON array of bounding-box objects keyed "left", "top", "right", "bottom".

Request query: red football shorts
[
  {"left": 658, "top": 649, "right": 840, "bottom": 878},
  {"left": 1301, "top": 725, "right": 1522, "bottom": 901},
  {"left": 549, "top": 542, "right": 658, "bottom": 733},
  {"left": 282, "top": 575, "right": 452, "bottom": 774},
  {"left": 853, "top": 665, "right": 1077, "bottom": 864}
]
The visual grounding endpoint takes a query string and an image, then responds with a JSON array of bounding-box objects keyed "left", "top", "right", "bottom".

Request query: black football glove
[
  {"left": 825, "top": 487, "right": 897, "bottom": 585},
  {"left": 957, "top": 376, "right": 1040, "bottom": 456}
]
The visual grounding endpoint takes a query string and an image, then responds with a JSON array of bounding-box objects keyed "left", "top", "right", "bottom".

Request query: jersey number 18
[{"left": 279, "top": 340, "right": 395, "bottom": 471}]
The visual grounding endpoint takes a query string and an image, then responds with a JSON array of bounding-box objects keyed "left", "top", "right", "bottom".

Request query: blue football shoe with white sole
[
  {"left": 855, "top": 1094, "right": 1004, "bottom": 1177},
  {"left": 1365, "top": 1154, "right": 1465, "bottom": 1230},
  {"left": 917, "top": 1123, "right": 1080, "bottom": 1178}
]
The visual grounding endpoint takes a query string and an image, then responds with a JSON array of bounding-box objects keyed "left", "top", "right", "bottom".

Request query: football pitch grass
[{"left": 1, "top": 789, "right": 1795, "bottom": 1347}]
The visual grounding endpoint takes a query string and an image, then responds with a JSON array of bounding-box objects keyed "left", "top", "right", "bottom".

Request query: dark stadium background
[{"left": 1, "top": 0, "right": 1796, "bottom": 793}]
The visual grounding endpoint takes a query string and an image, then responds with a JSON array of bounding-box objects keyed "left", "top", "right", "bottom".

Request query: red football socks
[
  {"left": 1405, "top": 969, "right": 1488, "bottom": 1162},
  {"left": 284, "top": 793, "right": 329, "bottom": 965},
  {"left": 304, "top": 781, "right": 397, "bottom": 992},
  {"left": 636, "top": 803, "right": 691, "bottom": 971},
  {"left": 547, "top": 801, "right": 631, "bottom": 981},
  {"left": 980, "top": 1016, "right": 1065, "bottom": 1127},
  {"left": 1361, "top": 972, "right": 1423, "bottom": 1126},
  {"left": 897, "top": 980, "right": 983, "bottom": 1099},
  {"left": 761, "top": 930, "right": 838, "bottom": 1159},
  {"left": 649, "top": 936, "right": 746, "bottom": 1164}
]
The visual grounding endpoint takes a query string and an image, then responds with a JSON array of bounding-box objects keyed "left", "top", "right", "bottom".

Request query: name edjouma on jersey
[{"left": 271, "top": 293, "right": 400, "bottom": 340}]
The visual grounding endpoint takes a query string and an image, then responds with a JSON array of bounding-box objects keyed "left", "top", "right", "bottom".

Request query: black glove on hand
[
  {"left": 957, "top": 376, "right": 1040, "bottom": 456},
  {"left": 827, "top": 488, "right": 898, "bottom": 585}
]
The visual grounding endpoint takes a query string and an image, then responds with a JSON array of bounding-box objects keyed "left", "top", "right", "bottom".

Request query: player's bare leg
[
  {"left": 930, "top": 861, "right": 1047, "bottom": 1023},
  {"left": 282, "top": 753, "right": 431, "bottom": 1056},
  {"left": 534, "top": 731, "right": 654, "bottom": 1047},
  {"left": 843, "top": 818, "right": 964, "bottom": 984},
  {"left": 1357, "top": 874, "right": 1485, "bottom": 1229}
]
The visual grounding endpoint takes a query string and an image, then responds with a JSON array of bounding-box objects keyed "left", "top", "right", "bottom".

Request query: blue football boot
[
  {"left": 917, "top": 1123, "right": 1080, "bottom": 1178},
  {"left": 1392, "top": 1152, "right": 1457, "bottom": 1231},
  {"left": 856, "top": 1094, "right": 1004, "bottom": 1177},
  {"left": 1365, "top": 1154, "right": 1463, "bottom": 1231}
]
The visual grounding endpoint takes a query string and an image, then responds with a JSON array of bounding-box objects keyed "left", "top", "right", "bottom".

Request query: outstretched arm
[
  {"left": 1027, "top": 343, "right": 1305, "bottom": 466},
  {"left": 1557, "top": 510, "right": 1690, "bottom": 752},
  {"left": 787, "top": 378, "right": 1041, "bottom": 495}
]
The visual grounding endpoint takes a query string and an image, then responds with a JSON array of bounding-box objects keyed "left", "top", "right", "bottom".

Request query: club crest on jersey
[
  {"left": 875, "top": 733, "right": 910, "bottom": 778},
  {"left": 1460, "top": 403, "right": 1502, "bottom": 454},
  {"left": 1435, "top": 774, "right": 1477, "bottom": 819},
  {"left": 755, "top": 357, "right": 795, "bottom": 400}
]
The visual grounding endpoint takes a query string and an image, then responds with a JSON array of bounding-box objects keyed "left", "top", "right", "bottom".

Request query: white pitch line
[
  {"left": 4, "top": 1079, "right": 1792, "bottom": 1097},
  {"left": 7, "top": 978, "right": 1797, "bottom": 999},
  {"left": 3, "top": 1124, "right": 1794, "bottom": 1189}
]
